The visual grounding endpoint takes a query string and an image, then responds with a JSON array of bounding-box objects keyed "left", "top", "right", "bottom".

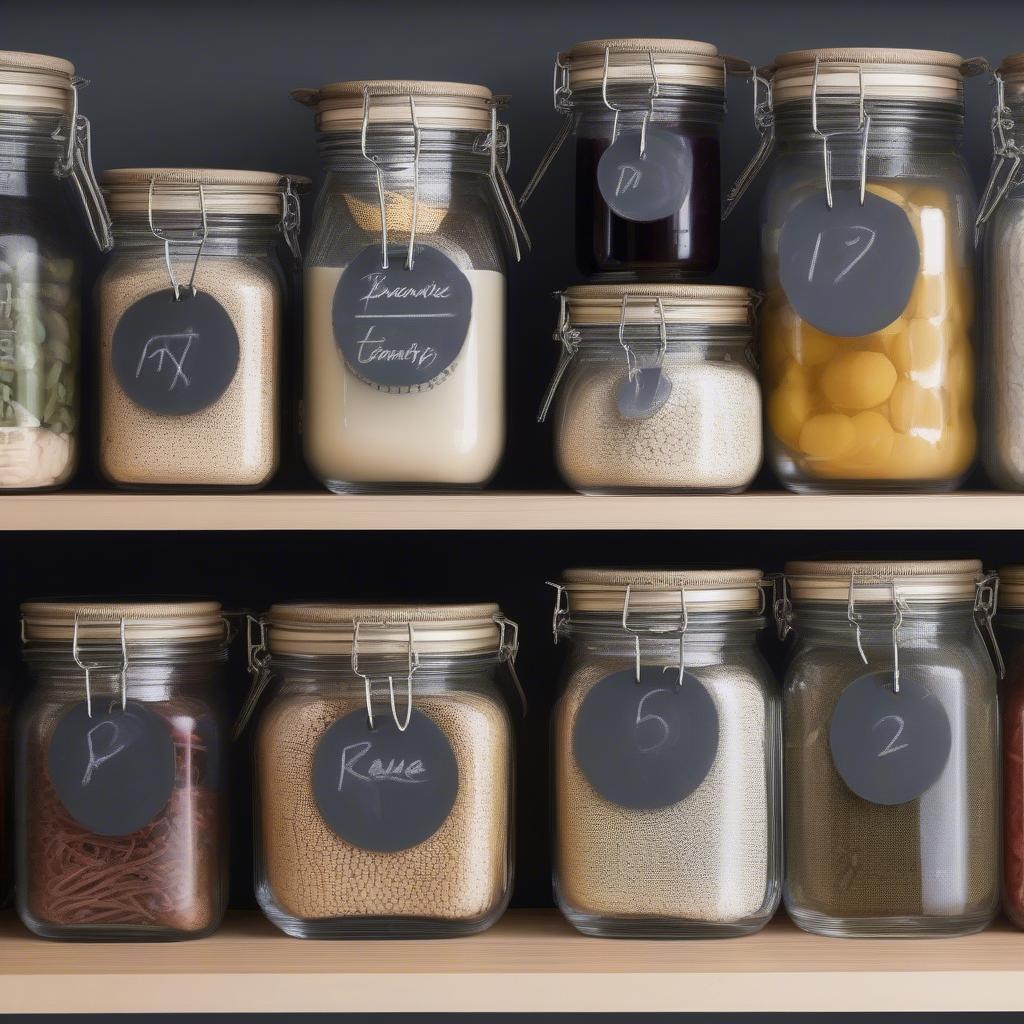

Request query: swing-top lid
[
  {"left": 0, "top": 50, "right": 77, "bottom": 116},
  {"left": 785, "top": 559, "right": 985, "bottom": 604},
  {"left": 21, "top": 600, "right": 226, "bottom": 646},
  {"left": 292, "top": 80, "right": 498, "bottom": 132},
  {"left": 558, "top": 38, "right": 728, "bottom": 93},
  {"left": 769, "top": 48, "right": 973, "bottom": 107},
  {"left": 560, "top": 568, "right": 765, "bottom": 616},
  {"left": 562, "top": 283, "right": 758, "bottom": 327},
  {"left": 265, "top": 602, "right": 510, "bottom": 658}
]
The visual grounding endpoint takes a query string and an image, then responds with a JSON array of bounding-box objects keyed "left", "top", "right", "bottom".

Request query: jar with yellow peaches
[{"left": 727, "top": 49, "right": 980, "bottom": 492}]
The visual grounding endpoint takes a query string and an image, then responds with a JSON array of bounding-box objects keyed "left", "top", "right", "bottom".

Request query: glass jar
[
  {"left": 728, "top": 49, "right": 979, "bottom": 493},
  {"left": 540, "top": 283, "right": 762, "bottom": 493},
  {"left": 96, "top": 169, "right": 307, "bottom": 490},
  {"left": 0, "top": 50, "right": 112, "bottom": 490},
  {"left": 16, "top": 601, "right": 229, "bottom": 940},
  {"left": 998, "top": 565, "right": 1024, "bottom": 927},
  {"left": 249, "top": 603, "right": 521, "bottom": 937},
  {"left": 979, "top": 56, "right": 1024, "bottom": 490},
  {"left": 523, "top": 39, "right": 729, "bottom": 279},
  {"left": 780, "top": 559, "right": 1000, "bottom": 937},
  {"left": 550, "top": 568, "right": 781, "bottom": 937},
  {"left": 295, "top": 81, "right": 528, "bottom": 493}
]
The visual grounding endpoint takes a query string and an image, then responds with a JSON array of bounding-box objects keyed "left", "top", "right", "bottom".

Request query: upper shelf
[
  {"left": 0, "top": 490, "right": 1023, "bottom": 531},
  {"left": 2, "top": 910, "right": 1024, "bottom": 1013}
]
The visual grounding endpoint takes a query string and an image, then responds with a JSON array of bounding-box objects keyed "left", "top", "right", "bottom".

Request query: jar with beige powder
[
  {"left": 248, "top": 603, "right": 522, "bottom": 937},
  {"left": 293, "top": 80, "right": 528, "bottom": 492},
  {"left": 0, "top": 51, "right": 112, "bottom": 491},
  {"left": 97, "top": 169, "right": 307, "bottom": 489},
  {"left": 539, "top": 284, "right": 762, "bottom": 493},
  {"left": 780, "top": 559, "right": 1000, "bottom": 937},
  {"left": 551, "top": 568, "right": 781, "bottom": 937}
]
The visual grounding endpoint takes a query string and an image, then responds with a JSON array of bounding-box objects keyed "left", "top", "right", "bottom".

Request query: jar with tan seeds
[
  {"left": 248, "top": 602, "right": 522, "bottom": 937},
  {"left": 539, "top": 284, "right": 762, "bottom": 493},
  {"left": 550, "top": 568, "right": 781, "bottom": 937},
  {"left": 0, "top": 50, "right": 112, "bottom": 490},
  {"left": 294, "top": 80, "right": 528, "bottom": 492},
  {"left": 97, "top": 169, "right": 308, "bottom": 489}
]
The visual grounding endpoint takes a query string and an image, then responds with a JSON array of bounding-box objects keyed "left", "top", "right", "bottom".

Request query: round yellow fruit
[
  {"left": 820, "top": 350, "right": 898, "bottom": 410},
  {"left": 891, "top": 318, "right": 946, "bottom": 378},
  {"left": 768, "top": 384, "right": 812, "bottom": 449},
  {"left": 786, "top": 320, "right": 836, "bottom": 367},
  {"left": 889, "top": 380, "right": 945, "bottom": 435},
  {"left": 847, "top": 411, "right": 896, "bottom": 466},
  {"left": 799, "top": 413, "right": 857, "bottom": 460}
]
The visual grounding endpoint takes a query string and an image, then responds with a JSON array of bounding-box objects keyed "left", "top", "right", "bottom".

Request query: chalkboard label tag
[
  {"left": 111, "top": 289, "right": 240, "bottom": 415},
  {"left": 313, "top": 707, "right": 459, "bottom": 852},
  {"left": 829, "top": 671, "right": 952, "bottom": 806},
  {"left": 572, "top": 666, "right": 719, "bottom": 810},
  {"left": 333, "top": 245, "right": 473, "bottom": 393},
  {"left": 778, "top": 186, "right": 920, "bottom": 338},
  {"left": 47, "top": 701, "right": 177, "bottom": 836},
  {"left": 597, "top": 127, "right": 692, "bottom": 223},
  {"left": 617, "top": 367, "right": 673, "bottom": 419}
]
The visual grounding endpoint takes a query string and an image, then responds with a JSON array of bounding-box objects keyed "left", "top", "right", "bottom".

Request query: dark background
[{"left": 3, "top": 1, "right": 1024, "bottom": 1018}]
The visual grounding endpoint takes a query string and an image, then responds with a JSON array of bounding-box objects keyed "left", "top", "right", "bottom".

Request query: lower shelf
[{"left": 1, "top": 909, "right": 1023, "bottom": 1013}]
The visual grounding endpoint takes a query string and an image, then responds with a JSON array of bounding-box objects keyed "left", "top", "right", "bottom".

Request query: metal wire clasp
[
  {"left": 50, "top": 77, "right": 114, "bottom": 252},
  {"left": 148, "top": 177, "right": 209, "bottom": 300},
  {"left": 976, "top": 70, "right": 1023, "bottom": 242},
  {"left": 618, "top": 292, "right": 667, "bottom": 395},
  {"left": 352, "top": 620, "right": 419, "bottom": 732},
  {"left": 486, "top": 100, "right": 530, "bottom": 263},
  {"left": 723, "top": 64, "right": 775, "bottom": 219},
  {"left": 847, "top": 572, "right": 905, "bottom": 693},
  {"left": 772, "top": 574, "right": 793, "bottom": 640},
  {"left": 621, "top": 585, "right": 689, "bottom": 688},
  {"left": 601, "top": 46, "right": 660, "bottom": 156},
  {"left": 279, "top": 177, "right": 303, "bottom": 261},
  {"left": 494, "top": 613, "right": 528, "bottom": 716},
  {"left": 811, "top": 58, "right": 870, "bottom": 209},
  {"left": 537, "top": 292, "right": 580, "bottom": 423},
  {"left": 975, "top": 573, "right": 1006, "bottom": 678},
  {"left": 69, "top": 613, "right": 129, "bottom": 718}
]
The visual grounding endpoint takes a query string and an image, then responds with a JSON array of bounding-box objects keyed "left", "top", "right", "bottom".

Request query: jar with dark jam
[{"left": 522, "top": 39, "right": 728, "bottom": 280}]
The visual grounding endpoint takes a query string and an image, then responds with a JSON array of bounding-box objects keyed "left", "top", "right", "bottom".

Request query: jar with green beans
[{"left": 0, "top": 50, "right": 111, "bottom": 490}]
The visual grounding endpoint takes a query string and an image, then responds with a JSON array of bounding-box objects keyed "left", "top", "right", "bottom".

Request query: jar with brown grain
[
  {"left": 16, "top": 601, "right": 229, "bottom": 940},
  {"left": 97, "top": 169, "right": 308, "bottom": 490},
  {"left": 249, "top": 603, "right": 522, "bottom": 938},
  {"left": 550, "top": 568, "right": 781, "bottom": 937},
  {"left": 781, "top": 560, "right": 1000, "bottom": 937}
]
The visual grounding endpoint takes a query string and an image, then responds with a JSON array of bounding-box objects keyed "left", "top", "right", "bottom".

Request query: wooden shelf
[
  {"left": 1, "top": 910, "right": 1024, "bottom": 1013},
  {"left": 1, "top": 490, "right": 1023, "bottom": 531}
]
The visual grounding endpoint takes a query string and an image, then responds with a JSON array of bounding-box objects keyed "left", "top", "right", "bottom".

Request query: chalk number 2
[{"left": 873, "top": 714, "right": 909, "bottom": 758}]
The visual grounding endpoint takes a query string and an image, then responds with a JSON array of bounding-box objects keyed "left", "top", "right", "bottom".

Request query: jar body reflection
[
  {"left": 254, "top": 659, "right": 514, "bottom": 937},
  {"left": 1000, "top": 609, "right": 1024, "bottom": 926},
  {"left": 761, "top": 113, "right": 977, "bottom": 492},
  {"left": 552, "top": 627, "right": 781, "bottom": 937},
  {"left": 783, "top": 606, "right": 998, "bottom": 937},
  {"left": 16, "top": 656, "right": 229, "bottom": 940}
]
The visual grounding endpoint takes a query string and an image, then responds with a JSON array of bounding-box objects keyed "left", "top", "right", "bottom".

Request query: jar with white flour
[
  {"left": 294, "top": 80, "right": 528, "bottom": 492},
  {"left": 539, "top": 283, "right": 762, "bottom": 493}
]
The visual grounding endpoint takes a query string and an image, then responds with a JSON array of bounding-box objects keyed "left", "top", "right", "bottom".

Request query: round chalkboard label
[
  {"left": 111, "top": 289, "right": 240, "bottom": 415},
  {"left": 597, "top": 127, "right": 692, "bottom": 223},
  {"left": 332, "top": 245, "right": 473, "bottom": 393},
  {"left": 829, "top": 671, "right": 952, "bottom": 806},
  {"left": 778, "top": 186, "right": 920, "bottom": 338},
  {"left": 312, "top": 707, "right": 459, "bottom": 852},
  {"left": 617, "top": 367, "right": 673, "bottom": 419},
  {"left": 572, "top": 666, "right": 719, "bottom": 810},
  {"left": 47, "top": 701, "right": 176, "bottom": 837}
]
